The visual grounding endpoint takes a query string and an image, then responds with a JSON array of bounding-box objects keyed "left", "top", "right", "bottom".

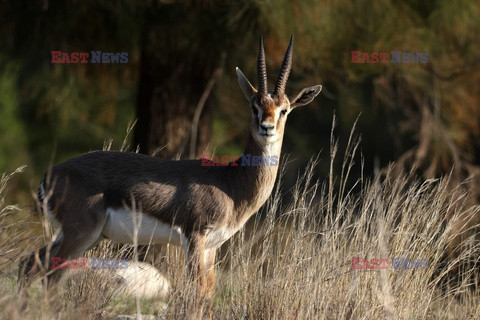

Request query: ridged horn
[
  {"left": 257, "top": 36, "right": 268, "bottom": 96},
  {"left": 274, "top": 35, "right": 294, "bottom": 95}
]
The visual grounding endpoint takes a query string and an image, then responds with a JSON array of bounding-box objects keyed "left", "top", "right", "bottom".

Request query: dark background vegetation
[{"left": 1, "top": 0, "right": 480, "bottom": 203}]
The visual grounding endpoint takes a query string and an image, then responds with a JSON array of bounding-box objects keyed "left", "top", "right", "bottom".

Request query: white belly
[
  {"left": 103, "top": 208, "right": 243, "bottom": 251},
  {"left": 102, "top": 208, "right": 185, "bottom": 246}
]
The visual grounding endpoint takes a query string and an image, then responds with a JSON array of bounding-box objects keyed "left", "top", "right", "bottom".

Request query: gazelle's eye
[{"left": 281, "top": 109, "right": 288, "bottom": 116}]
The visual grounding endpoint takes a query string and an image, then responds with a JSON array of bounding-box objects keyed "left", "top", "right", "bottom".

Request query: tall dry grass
[{"left": 0, "top": 125, "right": 479, "bottom": 319}]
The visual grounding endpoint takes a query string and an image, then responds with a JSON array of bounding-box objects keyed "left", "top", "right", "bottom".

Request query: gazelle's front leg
[
  {"left": 203, "top": 248, "right": 216, "bottom": 297},
  {"left": 186, "top": 234, "right": 216, "bottom": 319}
]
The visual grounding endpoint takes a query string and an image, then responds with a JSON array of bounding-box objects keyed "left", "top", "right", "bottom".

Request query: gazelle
[{"left": 18, "top": 36, "right": 322, "bottom": 309}]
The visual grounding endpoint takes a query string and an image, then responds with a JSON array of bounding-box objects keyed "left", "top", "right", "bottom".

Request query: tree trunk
[{"left": 134, "top": 3, "right": 226, "bottom": 159}]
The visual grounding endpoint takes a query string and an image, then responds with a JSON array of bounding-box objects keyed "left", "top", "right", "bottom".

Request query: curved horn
[
  {"left": 274, "top": 35, "right": 294, "bottom": 95},
  {"left": 257, "top": 36, "right": 268, "bottom": 96}
]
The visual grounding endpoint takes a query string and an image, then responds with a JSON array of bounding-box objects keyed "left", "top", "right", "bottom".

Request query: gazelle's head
[{"left": 236, "top": 36, "right": 322, "bottom": 145}]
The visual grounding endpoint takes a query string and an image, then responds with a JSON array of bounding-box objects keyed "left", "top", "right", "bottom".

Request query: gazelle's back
[{"left": 44, "top": 151, "right": 233, "bottom": 226}]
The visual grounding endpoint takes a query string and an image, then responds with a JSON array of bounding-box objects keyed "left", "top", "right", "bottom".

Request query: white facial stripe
[{"left": 274, "top": 108, "right": 282, "bottom": 122}]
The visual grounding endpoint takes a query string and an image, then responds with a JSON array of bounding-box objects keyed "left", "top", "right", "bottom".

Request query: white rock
[{"left": 114, "top": 261, "right": 170, "bottom": 300}]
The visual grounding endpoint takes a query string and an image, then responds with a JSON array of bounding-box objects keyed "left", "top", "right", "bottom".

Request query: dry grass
[{"left": 0, "top": 129, "right": 479, "bottom": 319}]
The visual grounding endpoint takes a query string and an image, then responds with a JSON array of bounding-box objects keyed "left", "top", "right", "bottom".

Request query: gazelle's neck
[
  {"left": 228, "top": 132, "right": 283, "bottom": 224},
  {"left": 245, "top": 134, "right": 283, "bottom": 160}
]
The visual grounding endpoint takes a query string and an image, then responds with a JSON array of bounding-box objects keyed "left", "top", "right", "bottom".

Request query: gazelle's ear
[
  {"left": 290, "top": 85, "right": 322, "bottom": 109},
  {"left": 236, "top": 67, "right": 257, "bottom": 100}
]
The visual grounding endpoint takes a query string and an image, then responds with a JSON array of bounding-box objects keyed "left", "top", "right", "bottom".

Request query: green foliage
[
  {"left": 252, "top": 0, "right": 480, "bottom": 179},
  {"left": 0, "top": 63, "right": 30, "bottom": 173},
  {"left": 0, "top": 0, "right": 479, "bottom": 198}
]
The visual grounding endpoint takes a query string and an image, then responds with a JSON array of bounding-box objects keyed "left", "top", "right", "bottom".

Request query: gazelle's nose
[{"left": 260, "top": 123, "right": 274, "bottom": 131}]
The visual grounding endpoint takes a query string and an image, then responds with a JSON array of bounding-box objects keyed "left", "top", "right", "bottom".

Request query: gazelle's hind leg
[
  {"left": 18, "top": 200, "right": 107, "bottom": 290},
  {"left": 18, "top": 232, "right": 63, "bottom": 291},
  {"left": 44, "top": 214, "right": 106, "bottom": 287}
]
